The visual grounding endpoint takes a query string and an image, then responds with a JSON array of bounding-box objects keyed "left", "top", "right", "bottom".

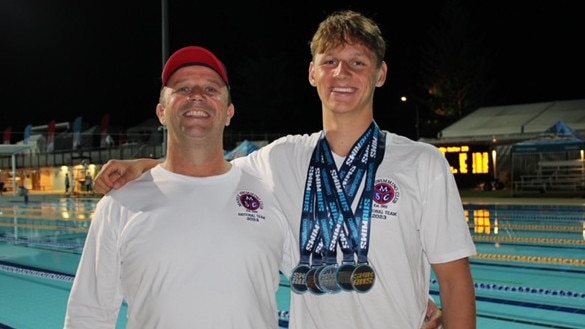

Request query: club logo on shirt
[
  {"left": 371, "top": 179, "right": 399, "bottom": 220},
  {"left": 237, "top": 191, "right": 262, "bottom": 211},
  {"left": 236, "top": 191, "right": 265, "bottom": 222},
  {"left": 373, "top": 179, "right": 399, "bottom": 205}
]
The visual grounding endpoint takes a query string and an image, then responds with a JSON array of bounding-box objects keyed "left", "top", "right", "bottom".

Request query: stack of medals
[{"left": 290, "top": 123, "right": 385, "bottom": 295}]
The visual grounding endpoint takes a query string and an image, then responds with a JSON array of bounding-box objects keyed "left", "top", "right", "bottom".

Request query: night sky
[{"left": 2, "top": 0, "right": 583, "bottom": 141}]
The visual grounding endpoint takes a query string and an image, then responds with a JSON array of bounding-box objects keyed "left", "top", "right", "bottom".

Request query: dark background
[{"left": 2, "top": 0, "right": 583, "bottom": 140}]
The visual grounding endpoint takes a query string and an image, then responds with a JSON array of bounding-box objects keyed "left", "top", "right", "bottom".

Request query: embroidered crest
[
  {"left": 236, "top": 191, "right": 263, "bottom": 212},
  {"left": 373, "top": 179, "right": 399, "bottom": 205}
]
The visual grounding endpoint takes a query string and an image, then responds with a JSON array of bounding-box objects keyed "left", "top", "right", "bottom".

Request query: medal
[
  {"left": 313, "top": 266, "right": 326, "bottom": 292},
  {"left": 305, "top": 267, "right": 325, "bottom": 295},
  {"left": 335, "top": 263, "right": 356, "bottom": 291},
  {"left": 290, "top": 264, "right": 311, "bottom": 294},
  {"left": 317, "top": 264, "right": 341, "bottom": 293},
  {"left": 351, "top": 263, "right": 376, "bottom": 293}
]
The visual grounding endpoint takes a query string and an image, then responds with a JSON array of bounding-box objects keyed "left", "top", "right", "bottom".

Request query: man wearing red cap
[{"left": 64, "top": 46, "right": 295, "bottom": 329}]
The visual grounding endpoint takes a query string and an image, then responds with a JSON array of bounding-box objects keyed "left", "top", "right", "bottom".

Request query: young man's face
[{"left": 309, "top": 43, "right": 387, "bottom": 115}]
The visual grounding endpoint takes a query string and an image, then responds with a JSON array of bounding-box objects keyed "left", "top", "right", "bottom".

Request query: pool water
[{"left": 1, "top": 198, "right": 584, "bottom": 328}]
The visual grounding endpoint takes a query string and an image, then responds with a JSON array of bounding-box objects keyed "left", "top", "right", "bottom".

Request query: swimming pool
[
  {"left": 463, "top": 203, "right": 585, "bottom": 328},
  {"left": 1, "top": 197, "right": 584, "bottom": 328}
]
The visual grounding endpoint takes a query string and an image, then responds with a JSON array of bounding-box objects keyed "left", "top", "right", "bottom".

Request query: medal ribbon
[
  {"left": 318, "top": 130, "right": 371, "bottom": 264},
  {"left": 347, "top": 126, "right": 385, "bottom": 263},
  {"left": 320, "top": 123, "right": 385, "bottom": 264},
  {"left": 298, "top": 166, "right": 320, "bottom": 266},
  {"left": 297, "top": 122, "right": 386, "bottom": 267}
]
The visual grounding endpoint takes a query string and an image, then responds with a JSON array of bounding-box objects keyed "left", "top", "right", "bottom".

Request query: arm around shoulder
[{"left": 94, "top": 158, "right": 162, "bottom": 194}]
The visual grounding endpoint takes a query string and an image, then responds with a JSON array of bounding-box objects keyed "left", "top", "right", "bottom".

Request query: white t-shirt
[
  {"left": 235, "top": 131, "right": 477, "bottom": 329},
  {"left": 64, "top": 165, "right": 295, "bottom": 329}
]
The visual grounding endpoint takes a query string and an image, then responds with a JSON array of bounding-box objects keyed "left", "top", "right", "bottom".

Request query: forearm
[
  {"left": 94, "top": 158, "right": 163, "bottom": 194},
  {"left": 433, "top": 258, "right": 476, "bottom": 328},
  {"left": 440, "top": 283, "right": 476, "bottom": 328},
  {"left": 135, "top": 158, "right": 162, "bottom": 173}
]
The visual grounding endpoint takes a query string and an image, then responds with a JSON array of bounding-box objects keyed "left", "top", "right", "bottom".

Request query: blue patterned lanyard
[{"left": 298, "top": 122, "right": 386, "bottom": 266}]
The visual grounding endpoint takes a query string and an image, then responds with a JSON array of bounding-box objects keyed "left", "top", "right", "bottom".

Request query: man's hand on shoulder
[{"left": 94, "top": 159, "right": 159, "bottom": 194}]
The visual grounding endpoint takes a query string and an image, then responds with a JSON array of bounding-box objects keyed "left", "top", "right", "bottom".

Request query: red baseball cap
[{"left": 162, "top": 46, "right": 229, "bottom": 87}]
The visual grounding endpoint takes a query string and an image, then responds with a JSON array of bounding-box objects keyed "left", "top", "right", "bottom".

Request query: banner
[
  {"left": 24, "top": 124, "right": 33, "bottom": 144},
  {"left": 100, "top": 113, "right": 110, "bottom": 147},
  {"left": 72, "top": 116, "right": 82, "bottom": 150},
  {"left": 47, "top": 120, "right": 56, "bottom": 152},
  {"left": 2, "top": 127, "right": 11, "bottom": 144}
]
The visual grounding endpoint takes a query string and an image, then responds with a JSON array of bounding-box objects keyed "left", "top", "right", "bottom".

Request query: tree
[{"left": 419, "top": 0, "right": 496, "bottom": 136}]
